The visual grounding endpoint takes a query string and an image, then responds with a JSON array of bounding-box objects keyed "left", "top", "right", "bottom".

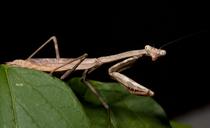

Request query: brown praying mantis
[{"left": 6, "top": 36, "right": 166, "bottom": 109}]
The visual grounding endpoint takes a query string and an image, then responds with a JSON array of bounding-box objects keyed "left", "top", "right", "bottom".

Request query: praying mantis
[{"left": 6, "top": 36, "right": 166, "bottom": 110}]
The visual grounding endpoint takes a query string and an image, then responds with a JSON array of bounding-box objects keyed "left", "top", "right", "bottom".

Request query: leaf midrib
[{"left": 4, "top": 67, "right": 18, "bottom": 128}]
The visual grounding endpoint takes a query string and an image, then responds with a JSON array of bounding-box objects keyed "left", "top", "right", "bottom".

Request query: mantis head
[{"left": 145, "top": 45, "right": 166, "bottom": 61}]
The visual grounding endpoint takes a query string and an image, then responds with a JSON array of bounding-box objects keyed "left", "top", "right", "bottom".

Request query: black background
[{"left": 1, "top": 1, "right": 209, "bottom": 119}]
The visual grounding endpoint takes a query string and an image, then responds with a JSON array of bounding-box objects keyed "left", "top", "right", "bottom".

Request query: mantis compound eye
[
  {"left": 159, "top": 50, "right": 166, "bottom": 56},
  {"left": 145, "top": 45, "right": 151, "bottom": 50},
  {"left": 144, "top": 45, "right": 150, "bottom": 50}
]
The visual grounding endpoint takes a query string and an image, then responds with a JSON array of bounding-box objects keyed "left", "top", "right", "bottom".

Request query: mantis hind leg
[
  {"left": 27, "top": 36, "right": 60, "bottom": 60},
  {"left": 27, "top": 36, "right": 89, "bottom": 79}
]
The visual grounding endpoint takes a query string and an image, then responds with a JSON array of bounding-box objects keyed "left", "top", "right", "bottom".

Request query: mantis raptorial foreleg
[{"left": 109, "top": 55, "right": 154, "bottom": 96}]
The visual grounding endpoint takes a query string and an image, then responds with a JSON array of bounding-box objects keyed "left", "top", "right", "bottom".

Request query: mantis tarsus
[{"left": 6, "top": 36, "right": 166, "bottom": 110}]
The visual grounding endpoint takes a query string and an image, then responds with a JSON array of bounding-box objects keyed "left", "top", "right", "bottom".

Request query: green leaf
[
  {"left": 0, "top": 65, "right": 90, "bottom": 128},
  {"left": 170, "top": 121, "right": 192, "bottom": 128},
  {"left": 68, "top": 77, "right": 172, "bottom": 128}
]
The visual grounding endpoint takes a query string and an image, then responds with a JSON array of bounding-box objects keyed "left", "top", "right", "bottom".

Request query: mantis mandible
[{"left": 6, "top": 36, "right": 166, "bottom": 109}]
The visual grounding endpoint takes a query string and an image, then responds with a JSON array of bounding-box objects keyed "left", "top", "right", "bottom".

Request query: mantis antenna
[{"left": 160, "top": 30, "right": 206, "bottom": 49}]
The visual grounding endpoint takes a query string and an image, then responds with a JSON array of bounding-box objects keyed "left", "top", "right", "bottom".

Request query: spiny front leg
[{"left": 108, "top": 56, "right": 154, "bottom": 96}]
